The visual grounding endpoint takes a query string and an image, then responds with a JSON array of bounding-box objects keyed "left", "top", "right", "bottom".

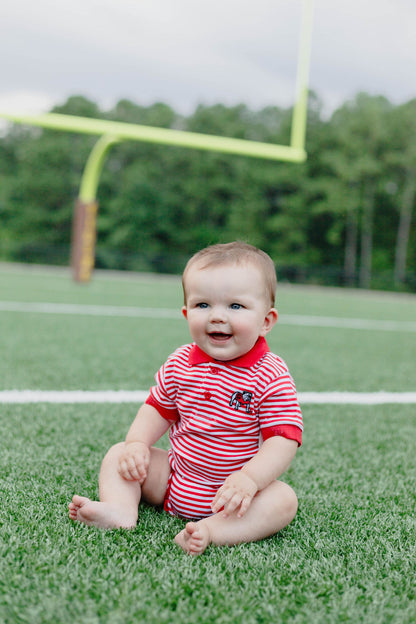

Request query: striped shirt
[{"left": 146, "top": 337, "right": 302, "bottom": 518}]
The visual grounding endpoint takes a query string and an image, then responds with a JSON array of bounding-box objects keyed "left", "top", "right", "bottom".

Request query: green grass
[{"left": 1, "top": 264, "right": 416, "bottom": 623}]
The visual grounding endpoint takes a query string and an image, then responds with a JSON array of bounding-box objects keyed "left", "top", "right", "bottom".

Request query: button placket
[{"left": 202, "top": 364, "right": 220, "bottom": 401}]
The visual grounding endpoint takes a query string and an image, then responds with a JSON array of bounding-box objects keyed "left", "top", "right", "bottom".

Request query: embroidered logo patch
[{"left": 229, "top": 390, "right": 253, "bottom": 413}]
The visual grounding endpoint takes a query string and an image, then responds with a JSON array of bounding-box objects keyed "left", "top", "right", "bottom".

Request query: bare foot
[
  {"left": 68, "top": 495, "right": 137, "bottom": 529},
  {"left": 174, "top": 521, "right": 211, "bottom": 555}
]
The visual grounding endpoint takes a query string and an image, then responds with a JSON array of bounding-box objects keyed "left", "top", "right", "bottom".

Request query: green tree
[
  {"left": 386, "top": 100, "right": 416, "bottom": 286},
  {"left": 5, "top": 97, "right": 97, "bottom": 264},
  {"left": 0, "top": 129, "right": 18, "bottom": 259},
  {"left": 326, "top": 94, "right": 393, "bottom": 288}
]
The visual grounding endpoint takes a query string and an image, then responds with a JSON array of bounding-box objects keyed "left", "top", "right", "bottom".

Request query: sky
[{"left": 0, "top": 0, "right": 415, "bottom": 119}]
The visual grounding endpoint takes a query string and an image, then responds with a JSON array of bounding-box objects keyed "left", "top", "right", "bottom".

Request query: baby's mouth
[{"left": 208, "top": 332, "right": 232, "bottom": 342}]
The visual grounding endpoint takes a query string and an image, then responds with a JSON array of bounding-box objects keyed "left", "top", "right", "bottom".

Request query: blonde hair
[{"left": 182, "top": 242, "right": 277, "bottom": 307}]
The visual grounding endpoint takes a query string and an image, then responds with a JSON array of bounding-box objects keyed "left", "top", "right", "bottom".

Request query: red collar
[{"left": 188, "top": 337, "right": 269, "bottom": 368}]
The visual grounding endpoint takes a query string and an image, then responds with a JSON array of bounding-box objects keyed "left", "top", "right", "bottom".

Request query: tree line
[{"left": 0, "top": 92, "right": 415, "bottom": 291}]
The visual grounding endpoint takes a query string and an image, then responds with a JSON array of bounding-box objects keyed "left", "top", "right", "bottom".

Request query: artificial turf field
[{"left": 1, "top": 263, "right": 415, "bottom": 624}]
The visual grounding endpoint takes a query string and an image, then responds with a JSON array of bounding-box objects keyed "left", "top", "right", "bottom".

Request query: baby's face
[{"left": 182, "top": 262, "right": 277, "bottom": 361}]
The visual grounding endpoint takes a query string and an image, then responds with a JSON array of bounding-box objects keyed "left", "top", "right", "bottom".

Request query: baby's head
[
  {"left": 182, "top": 242, "right": 278, "bottom": 361},
  {"left": 182, "top": 241, "right": 277, "bottom": 308}
]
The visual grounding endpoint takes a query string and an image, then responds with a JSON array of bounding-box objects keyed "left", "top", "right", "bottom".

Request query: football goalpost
[{"left": 0, "top": 0, "right": 314, "bottom": 282}]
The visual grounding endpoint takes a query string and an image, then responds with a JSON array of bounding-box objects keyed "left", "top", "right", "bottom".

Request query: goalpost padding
[{"left": 70, "top": 199, "right": 98, "bottom": 282}]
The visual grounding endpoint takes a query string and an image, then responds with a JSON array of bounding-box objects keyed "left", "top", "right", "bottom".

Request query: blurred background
[{"left": 0, "top": 0, "right": 415, "bottom": 291}]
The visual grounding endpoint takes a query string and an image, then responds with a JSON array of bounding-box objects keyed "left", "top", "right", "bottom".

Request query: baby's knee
[
  {"left": 274, "top": 481, "right": 298, "bottom": 520},
  {"left": 284, "top": 485, "right": 298, "bottom": 517},
  {"left": 103, "top": 441, "right": 125, "bottom": 462},
  {"left": 282, "top": 485, "right": 298, "bottom": 523}
]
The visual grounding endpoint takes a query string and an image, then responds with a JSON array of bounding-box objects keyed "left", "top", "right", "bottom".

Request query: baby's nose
[{"left": 209, "top": 306, "right": 226, "bottom": 322}]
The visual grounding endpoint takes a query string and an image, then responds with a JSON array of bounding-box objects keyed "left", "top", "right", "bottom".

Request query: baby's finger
[
  {"left": 222, "top": 492, "right": 244, "bottom": 516},
  {"left": 236, "top": 495, "right": 253, "bottom": 518},
  {"left": 118, "top": 459, "right": 130, "bottom": 479},
  {"left": 211, "top": 487, "right": 232, "bottom": 512},
  {"left": 119, "top": 457, "right": 142, "bottom": 481},
  {"left": 134, "top": 463, "right": 147, "bottom": 483},
  {"left": 124, "top": 456, "right": 140, "bottom": 479},
  {"left": 132, "top": 459, "right": 149, "bottom": 482}
]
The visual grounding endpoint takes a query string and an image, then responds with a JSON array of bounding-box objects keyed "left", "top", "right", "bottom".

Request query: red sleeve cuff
[
  {"left": 261, "top": 424, "right": 302, "bottom": 446},
  {"left": 145, "top": 395, "right": 179, "bottom": 422}
]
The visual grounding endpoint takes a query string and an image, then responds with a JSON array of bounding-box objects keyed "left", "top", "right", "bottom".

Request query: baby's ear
[
  {"left": 261, "top": 308, "right": 278, "bottom": 335},
  {"left": 182, "top": 306, "right": 188, "bottom": 319}
]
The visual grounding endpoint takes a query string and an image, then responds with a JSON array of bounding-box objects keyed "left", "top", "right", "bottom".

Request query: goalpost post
[{"left": 0, "top": 0, "right": 314, "bottom": 282}]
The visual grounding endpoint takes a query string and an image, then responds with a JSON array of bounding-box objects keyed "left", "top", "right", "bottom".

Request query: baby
[{"left": 69, "top": 242, "right": 303, "bottom": 555}]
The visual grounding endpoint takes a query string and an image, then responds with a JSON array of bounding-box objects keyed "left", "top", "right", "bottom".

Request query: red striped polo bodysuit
[{"left": 145, "top": 337, "right": 303, "bottom": 520}]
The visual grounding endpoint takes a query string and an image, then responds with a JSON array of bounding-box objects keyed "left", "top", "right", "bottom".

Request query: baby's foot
[
  {"left": 68, "top": 495, "right": 137, "bottom": 529},
  {"left": 174, "top": 521, "right": 211, "bottom": 555}
]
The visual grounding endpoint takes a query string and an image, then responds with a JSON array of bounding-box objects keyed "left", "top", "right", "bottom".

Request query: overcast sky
[{"left": 0, "top": 0, "right": 415, "bottom": 119}]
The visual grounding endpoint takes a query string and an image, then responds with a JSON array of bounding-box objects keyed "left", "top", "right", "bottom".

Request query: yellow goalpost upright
[{"left": 0, "top": 0, "right": 314, "bottom": 282}]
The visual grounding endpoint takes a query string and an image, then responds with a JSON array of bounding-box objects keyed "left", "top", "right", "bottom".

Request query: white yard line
[
  {"left": 0, "top": 390, "right": 150, "bottom": 404},
  {"left": 0, "top": 301, "right": 181, "bottom": 319},
  {"left": 278, "top": 314, "right": 416, "bottom": 332},
  {"left": 1, "top": 300, "right": 416, "bottom": 332},
  {"left": 1, "top": 390, "right": 415, "bottom": 405},
  {"left": 297, "top": 392, "right": 416, "bottom": 405}
]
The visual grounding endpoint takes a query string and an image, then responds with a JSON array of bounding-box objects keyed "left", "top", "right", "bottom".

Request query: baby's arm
[
  {"left": 211, "top": 436, "right": 298, "bottom": 517},
  {"left": 118, "top": 404, "right": 171, "bottom": 482}
]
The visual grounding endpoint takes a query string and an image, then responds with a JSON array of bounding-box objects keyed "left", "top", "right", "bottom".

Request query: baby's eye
[
  {"left": 196, "top": 302, "right": 209, "bottom": 309},
  {"left": 230, "top": 303, "right": 243, "bottom": 310}
]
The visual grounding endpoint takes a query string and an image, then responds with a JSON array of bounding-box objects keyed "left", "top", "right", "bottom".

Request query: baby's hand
[
  {"left": 118, "top": 441, "right": 150, "bottom": 483},
  {"left": 211, "top": 471, "right": 258, "bottom": 518}
]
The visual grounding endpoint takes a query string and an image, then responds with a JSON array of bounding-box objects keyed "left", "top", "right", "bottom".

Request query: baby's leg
[
  {"left": 174, "top": 480, "right": 297, "bottom": 555},
  {"left": 69, "top": 443, "right": 170, "bottom": 529}
]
